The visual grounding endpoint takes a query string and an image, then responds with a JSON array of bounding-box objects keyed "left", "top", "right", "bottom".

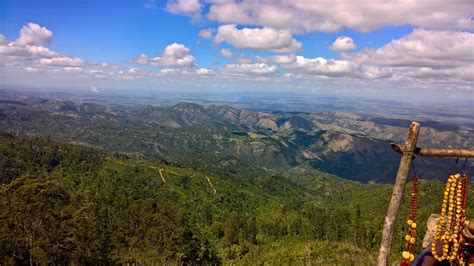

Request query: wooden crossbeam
[
  {"left": 377, "top": 122, "right": 474, "bottom": 265},
  {"left": 391, "top": 143, "right": 474, "bottom": 158}
]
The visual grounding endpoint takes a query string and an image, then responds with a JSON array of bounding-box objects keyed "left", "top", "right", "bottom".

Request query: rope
[
  {"left": 411, "top": 158, "right": 418, "bottom": 178},
  {"left": 452, "top": 158, "right": 460, "bottom": 170},
  {"left": 462, "top": 158, "right": 469, "bottom": 175}
]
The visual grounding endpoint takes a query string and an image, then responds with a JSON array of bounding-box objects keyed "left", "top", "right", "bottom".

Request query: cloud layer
[
  {"left": 274, "top": 29, "right": 474, "bottom": 86},
  {"left": 214, "top": 24, "right": 302, "bottom": 54},
  {"left": 204, "top": 0, "right": 473, "bottom": 33},
  {"left": 1, "top": 20, "right": 473, "bottom": 96}
]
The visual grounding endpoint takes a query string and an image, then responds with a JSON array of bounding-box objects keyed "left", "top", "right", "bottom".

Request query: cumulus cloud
[
  {"left": 272, "top": 29, "right": 473, "bottom": 85},
  {"left": 133, "top": 43, "right": 215, "bottom": 76},
  {"left": 0, "top": 44, "right": 57, "bottom": 59},
  {"left": 214, "top": 24, "right": 302, "bottom": 53},
  {"left": 133, "top": 43, "right": 196, "bottom": 68},
  {"left": 225, "top": 63, "right": 277, "bottom": 75},
  {"left": 15, "top": 23, "right": 53, "bottom": 46},
  {"left": 331, "top": 36, "right": 356, "bottom": 52},
  {"left": 196, "top": 68, "right": 213, "bottom": 75},
  {"left": 159, "top": 67, "right": 213, "bottom": 76},
  {"left": 199, "top": 28, "right": 214, "bottom": 39},
  {"left": 0, "top": 22, "right": 87, "bottom": 74},
  {"left": 205, "top": 0, "right": 474, "bottom": 33},
  {"left": 291, "top": 56, "right": 355, "bottom": 77},
  {"left": 349, "top": 29, "right": 474, "bottom": 68},
  {"left": 220, "top": 48, "right": 233, "bottom": 58},
  {"left": 167, "top": 0, "right": 201, "bottom": 15},
  {"left": 348, "top": 29, "right": 474, "bottom": 83},
  {"left": 39, "top": 56, "right": 85, "bottom": 67},
  {"left": 275, "top": 54, "right": 298, "bottom": 65}
]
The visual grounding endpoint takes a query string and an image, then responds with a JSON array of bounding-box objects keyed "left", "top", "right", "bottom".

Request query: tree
[{"left": 0, "top": 177, "right": 71, "bottom": 264}]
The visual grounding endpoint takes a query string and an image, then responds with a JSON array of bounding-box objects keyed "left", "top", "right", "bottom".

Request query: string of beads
[
  {"left": 431, "top": 173, "right": 468, "bottom": 263},
  {"left": 401, "top": 175, "right": 418, "bottom": 265}
]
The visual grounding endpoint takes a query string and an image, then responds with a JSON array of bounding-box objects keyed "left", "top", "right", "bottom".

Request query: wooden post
[{"left": 377, "top": 121, "right": 420, "bottom": 266}]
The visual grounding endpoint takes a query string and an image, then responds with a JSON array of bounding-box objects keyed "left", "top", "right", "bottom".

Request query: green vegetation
[
  {"left": 1, "top": 97, "right": 471, "bottom": 184},
  {"left": 1, "top": 132, "right": 472, "bottom": 264}
]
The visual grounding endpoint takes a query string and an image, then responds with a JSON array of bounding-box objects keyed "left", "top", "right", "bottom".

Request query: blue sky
[
  {"left": 2, "top": 0, "right": 411, "bottom": 64},
  {"left": 0, "top": 0, "right": 472, "bottom": 101}
]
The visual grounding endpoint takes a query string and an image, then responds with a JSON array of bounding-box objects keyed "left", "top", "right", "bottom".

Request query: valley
[
  {"left": 1, "top": 89, "right": 473, "bottom": 264},
  {"left": 0, "top": 89, "right": 472, "bottom": 183}
]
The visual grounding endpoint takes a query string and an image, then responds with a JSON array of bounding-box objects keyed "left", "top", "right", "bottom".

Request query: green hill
[
  {"left": 1, "top": 95, "right": 471, "bottom": 183},
  {"left": 1, "top": 132, "right": 472, "bottom": 264}
]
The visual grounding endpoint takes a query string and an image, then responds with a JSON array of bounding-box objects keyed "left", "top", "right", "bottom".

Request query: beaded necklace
[
  {"left": 431, "top": 173, "right": 468, "bottom": 263},
  {"left": 401, "top": 175, "right": 418, "bottom": 265}
]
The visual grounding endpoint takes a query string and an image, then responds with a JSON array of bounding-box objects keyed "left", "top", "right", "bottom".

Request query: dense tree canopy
[{"left": 0, "top": 132, "right": 471, "bottom": 264}]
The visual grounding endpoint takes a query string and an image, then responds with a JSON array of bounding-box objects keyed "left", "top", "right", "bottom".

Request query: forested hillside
[
  {"left": 0, "top": 93, "right": 472, "bottom": 183},
  {"left": 1, "top": 132, "right": 472, "bottom": 264}
]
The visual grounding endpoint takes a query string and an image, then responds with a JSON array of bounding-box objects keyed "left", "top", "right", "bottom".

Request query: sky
[{"left": 0, "top": 0, "right": 473, "bottom": 101}]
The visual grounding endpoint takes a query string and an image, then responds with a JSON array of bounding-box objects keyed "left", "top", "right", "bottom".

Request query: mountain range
[{"left": 0, "top": 90, "right": 472, "bottom": 183}]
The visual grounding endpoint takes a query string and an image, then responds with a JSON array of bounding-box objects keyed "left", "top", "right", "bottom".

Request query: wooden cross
[{"left": 377, "top": 122, "right": 474, "bottom": 265}]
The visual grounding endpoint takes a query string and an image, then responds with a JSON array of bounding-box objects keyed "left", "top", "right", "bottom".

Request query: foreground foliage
[{"left": 0, "top": 132, "right": 471, "bottom": 264}]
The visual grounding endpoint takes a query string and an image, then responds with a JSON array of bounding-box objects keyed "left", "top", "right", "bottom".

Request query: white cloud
[
  {"left": 0, "top": 44, "right": 57, "bottom": 59},
  {"left": 0, "top": 22, "right": 87, "bottom": 72},
  {"left": 199, "top": 28, "right": 214, "bottom": 39},
  {"left": 24, "top": 66, "right": 38, "bottom": 72},
  {"left": 275, "top": 29, "right": 474, "bottom": 85},
  {"left": 62, "top": 67, "right": 83, "bottom": 73},
  {"left": 196, "top": 68, "right": 213, "bottom": 75},
  {"left": 272, "top": 54, "right": 296, "bottom": 65},
  {"left": 128, "top": 67, "right": 140, "bottom": 74},
  {"left": 349, "top": 29, "right": 474, "bottom": 83},
  {"left": 331, "top": 36, "right": 356, "bottom": 52},
  {"left": 0, "top": 34, "right": 7, "bottom": 45},
  {"left": 159, "top": 67, "right": 212, "bottom": 76},
  {"left": 133, "top": 43, "right": 215, "bottom": 77},
  {"left": 90, "top": 85, "right": 99, "bottom": 93},
  {"left": 292, "top": 56, "right": 355, "bottom": 77},
  {"left": 225, "top": 63, "right": 277, "bottom": 75},
  {"left": 206, "top": 0, "right": 474, "bottom": 33},
  {"left": 214, "top": 24, "right": 302, "bottom": 53},
  {"left": 15, "top": 23, "right": 53, "bottom": 46},
  {"left": 220, "top": 48, "right": 233, "bottom": 58},
  {"left": 39, "top": 56, "right": 85, "bottom": 67},
  {"left": 133, "top": 43, "right": 196, "bottom": 68},
  {"left": 167, "top": 0, "right": 201, "bottom": 15},
  {"left": 349, "top": 29, "right": 474, "bottom": 68}
]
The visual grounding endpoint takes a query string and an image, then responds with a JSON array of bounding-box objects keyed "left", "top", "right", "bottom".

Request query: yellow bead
[
  {"left": 410, "top": 254, "right": 414, "bottom": 262},
  {"left": 402, "top": 251, "right": 410, "bottom": 259},
  {"left": 405, "top": 235, "right": 411, "bottom": 241},
  {"left": 407, "top": 219, "right": 413, "bottom": 225},
  {"left": 411, "top": 223, "right": 417, "bottom": 229},
  {"left": 410, "top": 237, "right": 416, "bottom": 244}
]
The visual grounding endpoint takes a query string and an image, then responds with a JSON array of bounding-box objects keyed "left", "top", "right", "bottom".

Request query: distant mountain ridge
[{"left": 0, "top": 91, "right": 472, "bottom": 183}]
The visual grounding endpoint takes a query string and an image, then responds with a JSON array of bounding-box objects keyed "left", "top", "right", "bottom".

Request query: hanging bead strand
[
  {"left": 401, "top": 175, "right": 418, "bottom": 265},
  {"left": 432, "top": 173, "right": 467, "bottom": 263}
]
